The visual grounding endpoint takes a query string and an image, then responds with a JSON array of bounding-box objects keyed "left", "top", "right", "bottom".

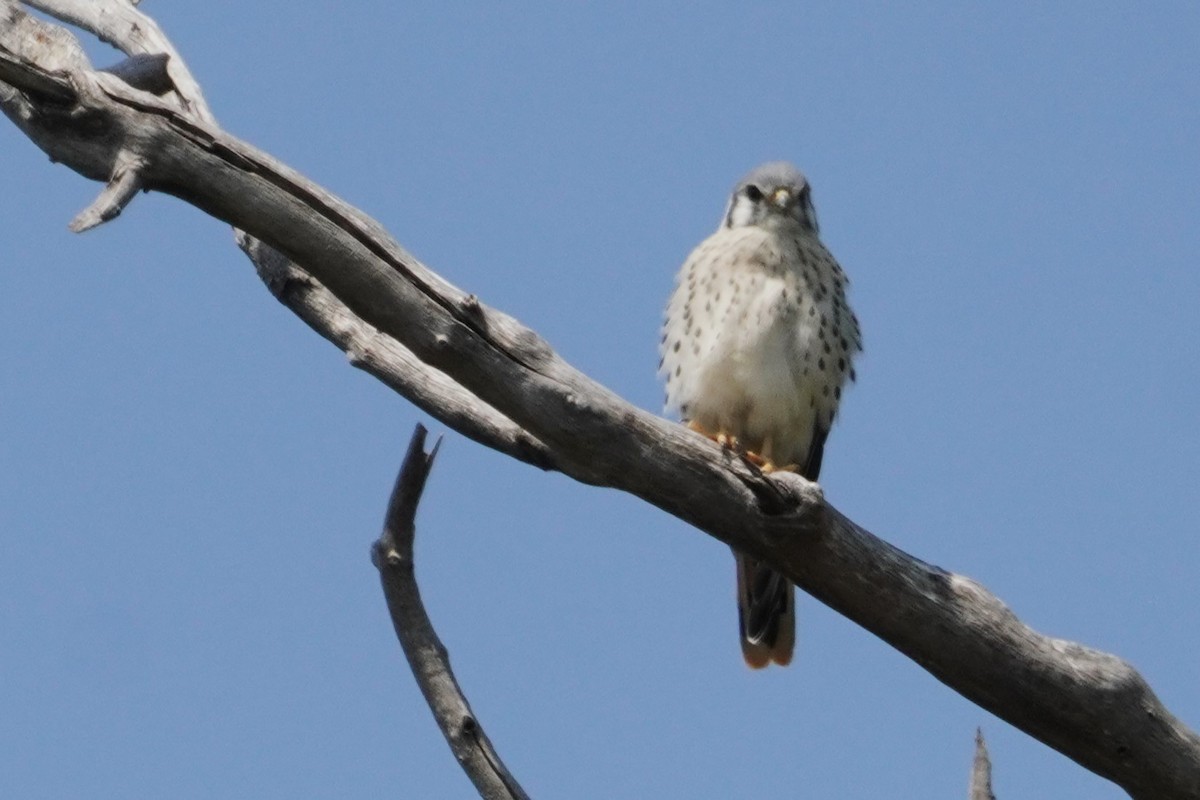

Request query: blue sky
[{"left": 2, "top": 2, "right": 1198, "bottom": 797}]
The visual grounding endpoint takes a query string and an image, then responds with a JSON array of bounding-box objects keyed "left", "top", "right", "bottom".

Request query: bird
[{"left": 659, "top": 162, "right": 861, "bottom": 668}]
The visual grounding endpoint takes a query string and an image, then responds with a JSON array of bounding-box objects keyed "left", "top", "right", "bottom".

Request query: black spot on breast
[
  {"left": 818, "top": 357, "right": 826, "bottom": 370},
  {"left": 837, "top": 357, "right": 846, "bottom": 371},
  {"left": 673, "top": 341, "right": 680, "bottom": 352},
  {"left": 674, "top": 365, "right": 681, "bottom": 377}
]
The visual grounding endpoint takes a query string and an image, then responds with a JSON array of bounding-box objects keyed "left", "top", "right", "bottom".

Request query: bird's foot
[
  {"left": 685, "top": 422, "right": 797, "bottom": 473},
  {"left": 739, "top": 451, "right": 797, "bottom": 474},
  {"left": 687, "top": 420, "right": 743, "bottom": 453}
]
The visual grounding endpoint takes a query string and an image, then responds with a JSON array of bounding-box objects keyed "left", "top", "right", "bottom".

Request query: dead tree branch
[
  {"left": 970, "top": 729, "right": 997, "bottom": 800},
  {"left": 237, "top": 235, "right": 556, "bottom": 471},
  {"left": 372, "top": 426, "right": 531, "bottom": 800},
  {"left": 2, "top": 3, "right": 1198, "bottom": 797}
]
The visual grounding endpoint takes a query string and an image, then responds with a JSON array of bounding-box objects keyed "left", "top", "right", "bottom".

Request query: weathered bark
[
  {"left": 2, "top": 3, "right": 1198, "bottom": 797},
  {"left": 372, "top": 426, "right": 530, "bottom": 800},
  {"left": 970, "top": 729, "right": 997, "bottom": 800}
]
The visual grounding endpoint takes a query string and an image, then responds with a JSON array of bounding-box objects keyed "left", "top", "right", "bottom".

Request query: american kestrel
[{"left": 659, "top": 162, "right": 861, "bottom": 668}]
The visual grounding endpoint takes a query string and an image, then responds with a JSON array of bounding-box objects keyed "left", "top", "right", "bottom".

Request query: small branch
[
  {"left": 23, "top": 0, "right": 214, "bottom": 122},
  {"left": 100, "top": 53, "right": 172, "bottom": 96},
  {"left": 237, "top": 234, "right": 556, "bottom": 472},
  {"left": 372, "top": 426, "right": 531, "bottom": 800},
  {"left": 969, "top": 728, "right": 996, "bottom": 800},
  {"left": 69, "top": 151, "right": 142, "bottom": 232}
]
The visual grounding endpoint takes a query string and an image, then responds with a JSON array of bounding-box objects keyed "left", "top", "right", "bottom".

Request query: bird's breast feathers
[{"left": 660, "top": 226, "right": 858, "bottom": 463}]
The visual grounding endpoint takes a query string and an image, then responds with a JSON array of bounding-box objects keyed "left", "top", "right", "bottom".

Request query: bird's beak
[{"left": 772, "top": 188, "right": 792, "bottom": 208}]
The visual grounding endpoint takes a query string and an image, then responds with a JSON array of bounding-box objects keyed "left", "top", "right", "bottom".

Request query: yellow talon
[
  {"left": 688, "top": 421, "right": 740, "bottom": 452},
  {"left": 685, "top": 421, "right": 798, "bottom": 474}
]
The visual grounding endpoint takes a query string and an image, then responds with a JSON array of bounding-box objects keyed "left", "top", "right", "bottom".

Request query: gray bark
[
  {"left": 970, "top": 729, "right": 997, "bottom": 800},
  {"left": 373, "top": 426, "right": 531, "bottom": 800},
  {"left": 2, "top": 3, "right": 1198, "bottom": 797}
]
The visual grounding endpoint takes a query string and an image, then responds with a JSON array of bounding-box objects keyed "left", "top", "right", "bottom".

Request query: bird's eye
[{"left": 744, "top": 185, "right": 764, "bottom": 202}]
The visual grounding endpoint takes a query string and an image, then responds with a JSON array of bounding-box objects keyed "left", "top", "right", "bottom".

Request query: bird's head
[{"left": 722, "top": 161, "right": 819, "bottom": 234}]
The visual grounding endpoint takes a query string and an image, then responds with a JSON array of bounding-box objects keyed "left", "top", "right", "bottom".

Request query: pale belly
[{"left": 681, "top": 282, "right": 830, "bottom": 466}]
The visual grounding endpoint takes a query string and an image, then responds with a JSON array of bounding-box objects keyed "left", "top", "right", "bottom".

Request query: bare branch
[
  {"left": 68, "top": 149, "right": 142, "bottom": 231},
  {"left": 24, "top": 0, "right": 214, "bottom": 121},
  {"left": 0, "top": 0, "right": 89, "bottom": 88},
  {"left": 236, "top": 234, "right": 556, "bottom": 471},
  {"left": 99, "top": 53, "right": 172, "bottom": 96},
  {"left": 372, "top": 425, "right": 531, "bottom": 800},
  {"left": 3, "top": 10, "right": 1199, "bottom": 798},
  {"left": 969, "top": 729, "right": 997, "bottom": 800},
  {"left": 0, "top": 52, "right": 75, "bottom": 103}
]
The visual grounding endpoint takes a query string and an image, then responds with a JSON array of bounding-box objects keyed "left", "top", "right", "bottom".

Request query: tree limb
[
  {"left": 236, "top": 234, "right": 556, "bottom": 471},
  {"left": 23, "top": 0, "right": 215, "bottom": 122},
  {"left": 372, "top": 425, "right": 531, "bottom": 800},
  {"left": 2, "top": 5, "right": 1198, "bottom": 797}
]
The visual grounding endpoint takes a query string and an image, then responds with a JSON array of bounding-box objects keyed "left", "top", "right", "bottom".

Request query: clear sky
[{"left": 2, "top": 2, "right": 1198, "bottom": 797}]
